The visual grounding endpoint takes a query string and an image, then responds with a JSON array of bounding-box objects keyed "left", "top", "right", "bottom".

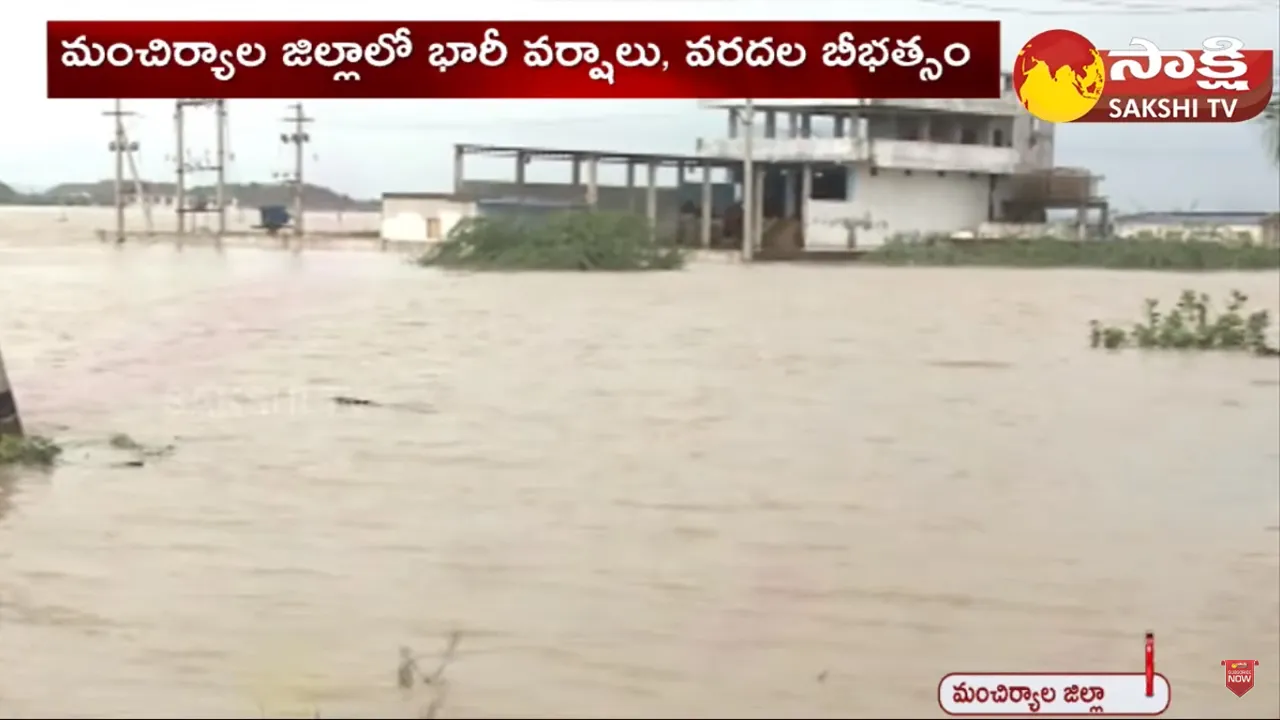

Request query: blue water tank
[{"left": 258, "top": 205, "right": 291, "bottom": 232}]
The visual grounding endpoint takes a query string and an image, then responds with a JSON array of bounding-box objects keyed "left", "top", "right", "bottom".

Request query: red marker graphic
[{"left": 1145, "top": 632, "right": 1155, "bottom": 697}]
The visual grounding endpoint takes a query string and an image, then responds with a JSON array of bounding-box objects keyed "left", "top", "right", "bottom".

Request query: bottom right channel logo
[{"left": 1222, "top": 660, "right": 1258, "bottom": 698}]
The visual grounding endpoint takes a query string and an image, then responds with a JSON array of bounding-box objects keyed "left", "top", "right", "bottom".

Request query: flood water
[{"left": 1, "top": 231, "right": 1278, "bottom": 718}]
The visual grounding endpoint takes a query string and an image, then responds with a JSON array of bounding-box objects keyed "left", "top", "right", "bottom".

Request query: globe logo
[{"left": 1013, "top": 30, "right": 1107, "bottom": 124}]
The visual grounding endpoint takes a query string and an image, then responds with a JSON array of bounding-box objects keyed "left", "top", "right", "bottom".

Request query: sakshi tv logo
[{"left": 1013, "top": 29, "right": 1275, "bottom": 124}]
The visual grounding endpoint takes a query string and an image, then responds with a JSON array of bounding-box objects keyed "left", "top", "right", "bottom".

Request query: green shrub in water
[
  {"left": 0, "top": 434, "right": 62, "bottom": 468},
  {"left": 418, "top": 211, "right": 685, "bottom": 271},
  {"left": 1090, "top": 290, "right": 1280, "bottom": 355}
]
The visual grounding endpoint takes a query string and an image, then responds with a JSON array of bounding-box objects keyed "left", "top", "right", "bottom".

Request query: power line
[{"left": 325, "top": 109, "right": 700, "bottom": 133}]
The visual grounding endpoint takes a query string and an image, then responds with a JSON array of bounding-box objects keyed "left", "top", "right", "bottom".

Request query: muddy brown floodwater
[{"left": 1, "top": 236, "right": 1277, "bottom": 718}]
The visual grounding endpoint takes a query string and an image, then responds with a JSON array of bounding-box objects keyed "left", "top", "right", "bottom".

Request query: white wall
[
  {"left": 1113, "top": 222, "right": 1262, "bottom": 245},
  {"left": 380, "top": 196, "right": 475, "bottom": 243},
  {"left": 871, "top": 140, "right": 1019, "bottom": 175},
  {"left": 0, "top": 204, "right": 380, "bottom": 239},
  {"left": 804, "top": 167, "right": 995, "bottom": 249}
]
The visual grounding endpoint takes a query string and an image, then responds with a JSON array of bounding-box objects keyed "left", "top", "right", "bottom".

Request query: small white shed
[{"left": 380, "top": 192, "right": 477, "bottom": 243}]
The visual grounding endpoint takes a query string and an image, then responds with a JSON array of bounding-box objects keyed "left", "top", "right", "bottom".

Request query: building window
[
  {"left": 992, "top": 129, "right": 1006, "bottom": 147},
  {"left": 427, "top": 217, "right": 441, "bottom": 239},
  {"left": 812, "top": 167, "right": 849, "bottom": 201}
]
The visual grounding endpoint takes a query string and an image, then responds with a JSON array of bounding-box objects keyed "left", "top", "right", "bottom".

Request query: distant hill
[{"left": 1, "top": 179, "right": 377, "bottom": 212}]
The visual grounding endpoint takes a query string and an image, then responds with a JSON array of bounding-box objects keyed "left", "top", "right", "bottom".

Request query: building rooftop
[
  {"left": 696, "top": 90, "right": 1019, "bottom": 117},
  {"left": 382, "top": 191, "right": 472, "bottom": 201},
  {"left": 1114, "top": 211, "right": 1275, "bottom": 226},
  {"left": 454, "top": 143, "right": 741, "bottom": 168}
]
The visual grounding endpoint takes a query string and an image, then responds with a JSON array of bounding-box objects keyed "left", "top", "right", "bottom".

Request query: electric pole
[
  {"left": 281, "top": 103, "right": 313, "bottom": 237},
  {"left": 174, "top": 99, "right": 228, "bottom": 240},
  {"left": 215, "top": 99, "right": 227, "bottom": 235},
  {"left": 104, "top": 100, "right": 137, "bottom": 244}
]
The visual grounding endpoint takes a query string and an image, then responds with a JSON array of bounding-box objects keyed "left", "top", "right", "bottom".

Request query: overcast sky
[{"left": 5, "top": 0, "right": 1278, "bottom": 212}]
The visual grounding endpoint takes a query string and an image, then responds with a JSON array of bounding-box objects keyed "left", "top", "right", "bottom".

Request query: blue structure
[{"left": 255, "top": 205, "right": 292, "bottom": 234}]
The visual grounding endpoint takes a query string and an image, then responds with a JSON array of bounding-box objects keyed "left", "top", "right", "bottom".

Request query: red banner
[{"left": 47, "top": 20, "right": 1001, "bottom": 100}]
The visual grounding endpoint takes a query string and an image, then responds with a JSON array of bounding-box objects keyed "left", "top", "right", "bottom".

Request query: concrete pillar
[
  {"left": 765, "top": 111, "right": 777, "bottom": 139},
  {"left": 585, "top": 155, "right": 599, "bottom": 208},
  {"left": 783, "top": 168, "right": 797, "bottom": 218},
  {"left": 700, "top": 164, "right": 712, "bottom": 248},
  {"left": 801, "top": 163, "right": 813, "bottom": 249},
  {"left": 728, "top": 112, "right": 739, "bottom": 139},
  {"left": 646, "top": 161, "right": 658, "bottom": 240},
  {"left": 677, "top": 161, "right": 686, "bottom": 184},
  {"left": 788, "top": 113, "right": 798, "bottom": 138},
  {"left": 919, "top": 115, "right": 931, "bottom": 142},
  {"left": 452, "top": 145, "right": 465, "bottom": 194},
  {"left": 0, "top": 347, "right": 22, "bottom": 437},
  {"left": 834, "top": 116, "right": 845, "bottom": 138},
  {"left": 626, "top": 161, "right": 636, "bottom": 212},
  {"left": 753, "top": 168, "right": 765, "bottom": 250},
  {"left": 801, "top": 114, "right": 812, "bottom": 138},
  {"left": 571, "top": 157, "right": 581, "bottom": 186},
  {"left": 515, "top": 151, "right": 526, "bottom": 186}
]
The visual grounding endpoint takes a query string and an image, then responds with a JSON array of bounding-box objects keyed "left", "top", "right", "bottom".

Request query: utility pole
[
  {"left": 738, "top": 99, "right": 756, "bottom": 262},
  {"left": 174, "top": 103, "right": 184, "bottom": 235},
  {"left": 104, "top": 100, "right": 137, "bottom": 244},
  {"left": 281, "top": 103, "right": 313, "bottom": 238},
  {"left": 215, "top": 99, "right": 227, "bottom": 235},
  {"left": 174, "top": 99, "right": 228, "bottom": 241}
]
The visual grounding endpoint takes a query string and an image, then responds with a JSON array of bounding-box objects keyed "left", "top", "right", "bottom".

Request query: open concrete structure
[
  {"left": 448, "top": 144, "right": 745, "bottom": 250},
  {"left": 432, "top": 88, "right": 1109, "bottom": 259}
]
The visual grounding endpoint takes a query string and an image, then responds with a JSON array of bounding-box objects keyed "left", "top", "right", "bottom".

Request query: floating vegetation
[
  {"left": 418, "top": 212, "right": 684, "bottom": 271},
  {"left": 1090, "top": 290, "right": 1280, "bottom": 355},
  {"left": 277, "top": 632, "right": 463, "bottom": 719},
  {"left": 331, "top": 395, "right": 435, "bottom": 415},
  {"left": 397, "top": 631, "right": 462, "bottom": 719},
  {"left": 862, "top": 237, "right": 1280, "bottom": 271},
  {"left": 0, "top": 434, "right": 62, "bottom": 468},
  {"left": 107, "top": 432, "right": 175, "bottom": 467},
  {"left": 108, "top": 432, "right": 143, "bottom": 451}
]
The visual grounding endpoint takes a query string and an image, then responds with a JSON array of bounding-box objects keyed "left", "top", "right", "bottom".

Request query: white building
[
  {"left": 694, "top": 79, "right": 1104, "bottom": 249},
  {"left": 1111, "top": 211, "right": 1278, "bottom": 246},
  {"left": 387, "top": 79, "right": 1108, "bottom": 255},
  {"left": 380, "top": 192, "right": 477, "bottom": 243}
]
